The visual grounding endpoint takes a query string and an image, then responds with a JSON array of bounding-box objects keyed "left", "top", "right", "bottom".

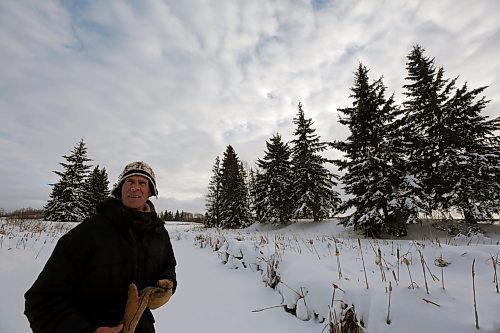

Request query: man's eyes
[{"left": 126, "top": 180, "right": 147, "bottom": 186}]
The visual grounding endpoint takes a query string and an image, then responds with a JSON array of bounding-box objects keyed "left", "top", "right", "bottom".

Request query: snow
[{"left": 1, "top": 219, "right": 499, "bottom": 333}]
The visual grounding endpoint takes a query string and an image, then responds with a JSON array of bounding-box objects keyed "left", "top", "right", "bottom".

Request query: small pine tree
[
  {"left": 255, "top": 133, "right": 294, "bottom": 224},
  {"left": 44, "top": 139, "right": 92, "bottom": 222},
  {"left": 219, "top": 145, "right": 251, "bottom": 228},
  {"left": 237, "top": 161, "right": 252, "bottom": 228},
  {"left": 81, "top": 165, "right": 110, "bottom": 220},
  {"left": 247, "top": 167, "right": 262, "bottom": 222},
  {"left": 205, "top": 156, "right": 223, "bottom": 227},
  {"left": 291, "top": 103, "right": 341, "bottom": 221}
]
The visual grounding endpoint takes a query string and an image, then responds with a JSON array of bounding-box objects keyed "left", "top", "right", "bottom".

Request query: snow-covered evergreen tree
[
  {"left": 291, "top": 103, "right": 341, "bottom": 221},
  {"left": 334, "top": 64, "right": 412, "bottom": 236},
  {"left": 217, "top": 145, "right": 251, "bottom": 228},
  {"left": 237, "top": 161, "right": 252, "bottom": 228},
  {"left": 44, "top": 139, "right": 92, "bottom": 222},
  {"left": 247, "top": 167, "right": 264, "bottom": 222},
  {"left": 205, "top": 156, "right": 222, "bottom": 227},
  {"left": 401, "top": 45, "right": 456, "bottom": 215},
  {"left": 401, "top": 45, "right": 500, "bottom": 223},
  {"left": 81, "top": 165, "right": 110, "bottom": 220},
  {"left": 435, "top": 82, "right": 500, "bottom": 222},
  {"left": 255, "top": 133, "right": 294, "bottom": 224},
  {"left": 44, "top": 181, "right": 67, "bottom": 221}
]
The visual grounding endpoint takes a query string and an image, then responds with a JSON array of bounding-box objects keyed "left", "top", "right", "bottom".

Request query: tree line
[
  {"left": 160, "top": 210, "right": 205, "bottom": 223},
  {"left": 0, "top": 207, "right": 45, "bottom": 220},
  {"left": 205, "top": 45, "right": 500, "bottom": 236}
]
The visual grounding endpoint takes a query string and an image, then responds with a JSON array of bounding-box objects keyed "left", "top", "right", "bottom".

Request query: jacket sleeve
[{"left": 24, "top": 229, "right": 98, "bottom": 333}]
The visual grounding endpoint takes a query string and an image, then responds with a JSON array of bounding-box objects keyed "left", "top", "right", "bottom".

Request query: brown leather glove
[
  {"left": 148, "top": 279, "right": 174, "bottom": 310},
  {"left": 121, "top": 284, "right": 157, "bottom": 333},
  {"left": 121, "top": 280, "right": 174, "bottom": 333}
]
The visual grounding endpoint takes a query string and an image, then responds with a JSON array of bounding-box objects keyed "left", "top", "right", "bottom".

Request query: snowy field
[{"left": 0, "top": 218, "right": 499, "bottom": 333}]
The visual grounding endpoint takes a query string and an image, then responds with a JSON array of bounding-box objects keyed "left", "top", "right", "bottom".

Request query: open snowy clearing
[{"left": 1, "top": 219, "right": 499, "bottom": 333}]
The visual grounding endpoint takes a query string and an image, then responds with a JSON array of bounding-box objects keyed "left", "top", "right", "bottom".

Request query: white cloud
[{"left": 1, "top": 0, "right": 499, "bottom": 213}]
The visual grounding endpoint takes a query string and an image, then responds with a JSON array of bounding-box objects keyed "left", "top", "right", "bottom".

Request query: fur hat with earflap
[{"left": 111, "top": 161, "right": 158, "bottom": 198}]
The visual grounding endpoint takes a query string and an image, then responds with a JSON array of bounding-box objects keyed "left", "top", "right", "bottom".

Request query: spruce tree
[
  {"left": 44, "top": 181, "right": 67, "bottom": 221},
  {"left": 81, "top": 165, "right": 110, "bottom": 220},
  {"left": 291, "top": 103, "right": 341, "bottom": 221},
  {"left": 247, "top": 167, "right": 263, "bottom": 222},
  {"left": 237, "top": 161, "right": 252, "bottom": 228},
  {"left": 401, "top": 44, "right": 456, "bottom": 216},
  {"left": 219, "top": 145, "right": 251, "bottom": 228},
  {"left": 435, "top": 83, "right": 500, "bottom": 222},
  {"left": 44, "top": 139, "right": 92, "bottom": 222},
  {"left": 255, "top": 133, "right": 294, "bottom": 224},
  {"left": 334, "top": 64, "right": 423, "bottom": 236},
  {"left": 401, "top": 45, "right": 500, "bottom": 223},
  {"left": 205, "top": 156, "right": 222, "bottom": 227}
]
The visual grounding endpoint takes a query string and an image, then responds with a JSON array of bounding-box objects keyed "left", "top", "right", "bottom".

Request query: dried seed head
[
  {"left": 375, "top": 248, "right": 382, "bottom": 266},
  {"left": 434, "top": 255, "right": 450, "bottom": 268},
  {"left": 403, "top": 258, "right": 411, "bottom": 266}
]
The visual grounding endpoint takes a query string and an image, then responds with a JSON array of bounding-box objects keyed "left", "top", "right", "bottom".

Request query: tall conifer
[
  {"left": 401, "top": 45, "right": 500, "bottom": 222},
  {"left": 335, "top": 64, "right": 423, "bottom": 236},
  {"left": 44, "top": 139, "right": 92, "bottom": 222},
  {"left": 219, "top": 145, "right": 251, "bottom": 228},
  {"left": 291, "top": 103, "right": 341, "bottom": 221},
  {"left": 81, "top": 165, "right": 110, "bottom": 220},
  {"left": 255, "top": 133, "right": 294, "bottom": 224},
  {"left": 205, "top": 156, "right": 222, "bottom": 227}
]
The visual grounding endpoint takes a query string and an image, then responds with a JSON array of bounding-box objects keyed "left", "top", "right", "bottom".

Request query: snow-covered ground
[{"left": 1, "top": 218, "right": 499, "bottom": 332}]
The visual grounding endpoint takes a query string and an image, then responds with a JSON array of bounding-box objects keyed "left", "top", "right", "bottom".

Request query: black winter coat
[{"left": 24, "top": 198, "right": 177, "bottom": 333}]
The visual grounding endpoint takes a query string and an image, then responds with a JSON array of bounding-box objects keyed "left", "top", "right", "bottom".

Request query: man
[{"left": 25, "top": 161, "right": 177, "bottom": 333}]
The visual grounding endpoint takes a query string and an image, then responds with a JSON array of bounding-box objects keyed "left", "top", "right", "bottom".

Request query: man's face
[{"left": 121, "top": 175, "right": 150, "bottom": 210}]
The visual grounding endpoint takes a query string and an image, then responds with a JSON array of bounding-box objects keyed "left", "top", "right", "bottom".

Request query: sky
[
  {"left": 1, "top": 219, "right": 499, "bottom": 332},
  {"left": 1, "top": 0, "right": 500, "bottom": 214}
]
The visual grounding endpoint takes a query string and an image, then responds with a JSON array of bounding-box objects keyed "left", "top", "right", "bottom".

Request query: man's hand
[
  {"left": 122, "top": 283, "right": 156, "bottom": 333},
  {"left": 94, "top": 323, "right": 123, "bottom": 333},
  {"left": 148, "top": 279, "right": 174, "bottom": 309},
  {"left": 157, "top": 279, "right": 174, "bottom": 290},
  {"left": 120, "top": 280, "right": 174, "bottom": 333}
]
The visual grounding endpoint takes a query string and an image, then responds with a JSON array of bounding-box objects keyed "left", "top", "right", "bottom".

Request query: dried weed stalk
[
  {"left": 492, "top": 255, "right": 499, "bottom": 293},
  {"left": 376, "top": 247, "right": 387, "bottom": 282},
  {"left": 472, "top": 258, "right": 479, "bottom": 330},
  {"left": 403, "top": 257, "right": 418, "bottom": 289},
  {"left": 386, "top": 282, "right": 392, "bottom": 325},
  {"left": 358, "top": 239, "right": 369, "bottom": 289},
  {"left": 434, "top": 254, "right": 450, "bottom": 290},
  {"left": 414, "top": 242, "right": 429, "bottom": 294},
  {"left": 335, "top": 243, "right": 342, "bottom": 279}
]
